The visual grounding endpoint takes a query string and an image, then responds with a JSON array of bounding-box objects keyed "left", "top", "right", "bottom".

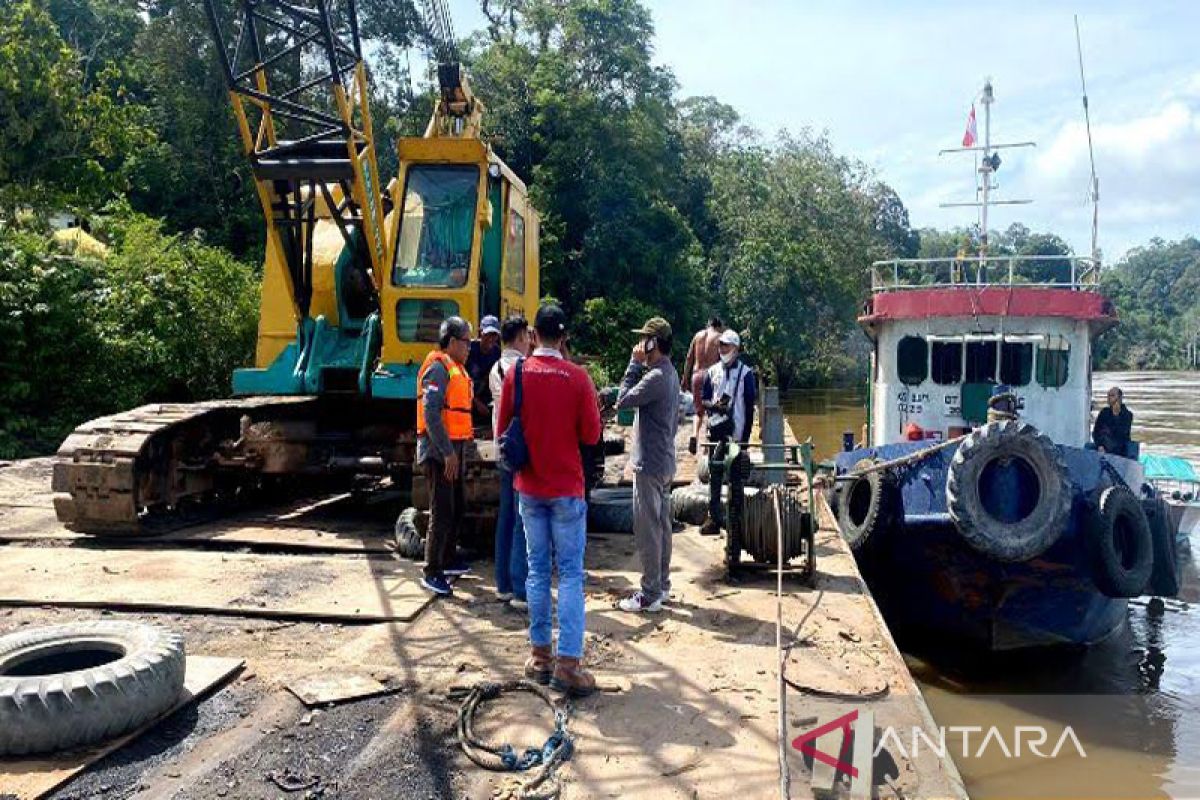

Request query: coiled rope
[{"left": 455, "top": 680, "right": 574, "bottom": 800}]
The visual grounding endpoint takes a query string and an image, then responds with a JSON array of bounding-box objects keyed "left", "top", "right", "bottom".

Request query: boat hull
[{"left": 834, "top": 441, "right": 1143, "bottom": 650}]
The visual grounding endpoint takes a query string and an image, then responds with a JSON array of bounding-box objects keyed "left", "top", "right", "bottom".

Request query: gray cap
[{"left": 480, "top": 315, "right": 501, "bottom": 336}]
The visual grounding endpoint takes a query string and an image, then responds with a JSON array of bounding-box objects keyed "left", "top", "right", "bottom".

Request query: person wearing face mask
[{"left": 699, "top": 329, "right": 758, "bottom": 537}]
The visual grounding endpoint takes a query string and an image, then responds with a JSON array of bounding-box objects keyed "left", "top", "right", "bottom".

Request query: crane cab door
[{"left": 500, "top": 187, "right": 539, "bottom": 322}]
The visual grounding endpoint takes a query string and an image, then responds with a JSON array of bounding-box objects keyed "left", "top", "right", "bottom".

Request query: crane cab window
[
  {"left": 965, "top": 341, "right": 998, "bottom": 383},
  {"left": 396, "top": 299, "right": 460, "bottom": 343},
  {"left": 1037, "top": 343, "right": 1070, "bottom": 388},
  {"left": 503, "top": 209, "right": 526, "bottom": 294},
  {"left": 393, "top": 165, "right": 480, "bottom": 288},
  {"left": 1000, "top": 342, "right": 1033, "bottom": 386},
  {"left": 931, "top": 341, "right": 962, "bottom": 385}
]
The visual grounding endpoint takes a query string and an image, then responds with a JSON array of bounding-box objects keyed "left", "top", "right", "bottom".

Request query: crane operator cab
[{"left": 373, "top": 139, "right": 540, "bottom": 401}]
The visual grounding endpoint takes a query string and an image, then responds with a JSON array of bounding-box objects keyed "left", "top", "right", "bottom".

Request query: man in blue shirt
[{"left": 700, "top": 330, "right": 758, "bottom": 537}]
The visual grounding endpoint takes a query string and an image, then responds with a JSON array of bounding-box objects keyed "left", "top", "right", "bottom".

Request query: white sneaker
[
  {"left": 509, "top": 598, "right": 528, "bottom": 610},
  {"left": 618, "top": 591, "right": 663, "bottom": 613},
  {"left": 496, "top": 592, "right": 514, "bottom": 602}
]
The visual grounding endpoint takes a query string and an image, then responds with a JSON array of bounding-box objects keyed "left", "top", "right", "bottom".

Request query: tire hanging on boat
[
  {"left": 947, "top": 421, "right": 1071, "bottom": 562},
  {"left": 1087, "top": 486, "right": 1154, "bottom": 598},
  {"left": 836, "top": 459, "right": 899, "bottom": 552},
  {"left": 1143, "top": 493, "right": 1181, "bottom": 597}
]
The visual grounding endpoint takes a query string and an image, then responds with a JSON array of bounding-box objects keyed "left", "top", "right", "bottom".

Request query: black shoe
[
  {"left": 421, "top": 575, "right": 453, "bottom": 596},
  {"left": 699, "top": 518, "right": 721, "bottom": 536},
  {"left": 688, "top": 436, "right": 698, "bottom": 456}
]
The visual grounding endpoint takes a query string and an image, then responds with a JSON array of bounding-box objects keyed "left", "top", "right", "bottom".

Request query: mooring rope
[
  {"left": 773, "top": 489, "right": 792, "bottom": 800},
  {"left": 455, "top": 680, "right": 574, "bottom": 800}
]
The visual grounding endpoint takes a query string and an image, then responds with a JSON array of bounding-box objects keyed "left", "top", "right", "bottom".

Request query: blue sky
[{"left": 446, "top": 0, "right": 1199, "bottom": 262}]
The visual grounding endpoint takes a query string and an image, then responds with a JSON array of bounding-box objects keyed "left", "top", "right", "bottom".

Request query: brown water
[{"left": 784, "top": 372, "right": 1200, "bottom": 799}]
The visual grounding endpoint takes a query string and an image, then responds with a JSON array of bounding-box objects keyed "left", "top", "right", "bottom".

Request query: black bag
[{"left": 498, "top": 358, "right": 530, "bottom": 472}]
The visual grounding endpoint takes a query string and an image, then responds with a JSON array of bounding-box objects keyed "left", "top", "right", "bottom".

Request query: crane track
[{"left": 52, "top": 397, "right": 315, "bottom": 536}]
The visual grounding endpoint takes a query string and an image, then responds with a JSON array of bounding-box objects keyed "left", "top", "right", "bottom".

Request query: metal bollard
[{"left": 761, "top": 386, "right": 784, "bottom": 486}]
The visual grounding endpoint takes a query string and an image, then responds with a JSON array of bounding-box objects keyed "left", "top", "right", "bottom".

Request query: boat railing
[{"left": 870, "top": 255, "right": 1101, "bottom": 292}]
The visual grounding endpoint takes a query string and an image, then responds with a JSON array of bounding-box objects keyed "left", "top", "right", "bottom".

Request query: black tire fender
[
  {"left": 837, "top": 459, "right": 898, "bottom": 552},
  {"left": 1087, "top": 486, "right": 1155, "bottom": 598},
  {"left": 1143, "top": 493, "right": 1181, "bottom": 597},
  {"left": 0, "top": 621, "right": 186, "bottom": 756},
  {"left": 393, "top": 506, "right": 428, "bottom": 560},
  {"left": 947, "top": 421, "right": 1070, "bottom": 562}
]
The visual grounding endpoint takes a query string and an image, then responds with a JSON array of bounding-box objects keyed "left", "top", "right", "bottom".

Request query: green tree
[{"left": 0, "top": 0, "right": 151, "bottom": 210}]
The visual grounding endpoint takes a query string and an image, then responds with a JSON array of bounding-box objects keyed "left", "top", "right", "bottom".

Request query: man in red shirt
[{"left": 496, "top": 305, "right": 603, "bottom": 697}]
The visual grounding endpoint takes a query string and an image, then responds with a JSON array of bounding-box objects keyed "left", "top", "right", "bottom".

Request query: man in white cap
[
  {"left": 467, "top": 314, "right": 503, "bottom": 425},
  {"left": 700, "top": 329, "right": 758, "bottom": 536}
]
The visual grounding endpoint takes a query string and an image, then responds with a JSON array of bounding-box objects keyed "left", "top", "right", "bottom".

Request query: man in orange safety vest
[{"left": 417, "top": 316, "right": 475, "bottom": 596}]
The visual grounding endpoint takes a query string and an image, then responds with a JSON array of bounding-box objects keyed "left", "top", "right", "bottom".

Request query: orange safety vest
[{"left": 416, "top": 350, "right": 474, "bottom": 441}]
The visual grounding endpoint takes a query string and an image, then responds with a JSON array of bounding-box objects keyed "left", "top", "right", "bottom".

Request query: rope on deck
[{"left": 455, "top": 680, "right": 573, "bottom": 800}]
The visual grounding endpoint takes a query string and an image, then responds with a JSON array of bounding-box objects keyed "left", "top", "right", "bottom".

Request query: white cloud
[{"left": 1029, "top": 86, "right": 1200, "bottom": 240}]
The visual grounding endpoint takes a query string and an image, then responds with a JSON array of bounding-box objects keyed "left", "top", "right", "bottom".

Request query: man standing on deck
[
  {"left": 417, "top": 317, "right": 475, "bottom": 597},
  {"left": 1093, "top": 386, "right": 1134, "bottom": 457},
  {"left": 497, "top": 305, "right": 603, "bottom": 696},
  {"left": 617, "top": 317, "right": 681, "bottom": 613},
  {"left": 489, "top": 315, "right": 531, "bottom": 609},
  {"left": 681, "top": 317, "right": 725, "bottom": 456},
  {"left": 700, "top": 330, "right": 758, "bottom": 536}
]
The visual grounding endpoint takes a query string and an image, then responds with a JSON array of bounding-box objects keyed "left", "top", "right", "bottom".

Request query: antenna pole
[
  {"left": 1075, "top": 15, "right": 1100, "bottom": 266},
  {"left": 979, "top": 80, "right": 994, "bottom": 260}
]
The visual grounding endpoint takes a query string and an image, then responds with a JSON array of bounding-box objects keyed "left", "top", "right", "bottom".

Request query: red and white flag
[{"left": 962, "top": 104, "right": 978, "bottom": 147}]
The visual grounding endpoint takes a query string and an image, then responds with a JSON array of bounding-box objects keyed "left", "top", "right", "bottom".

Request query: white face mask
[{"left": 720, "top": 350, "right": 737, "bottom": 366}]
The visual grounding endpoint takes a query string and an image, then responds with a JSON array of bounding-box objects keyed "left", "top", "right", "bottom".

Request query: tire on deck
[
  {"left": 0, "top": 621, "right": 186, "bottom": 756},
  {"left": 588, "top": 487, "right": 634, "bottom": 533},
  {"left": 671, "top": 482, "right": 710, "bottom": 526},
  {"left": 947, "top": 421, "right": 1070, "bottom": 562},
  {"left": 393, "top": 506, "right": 428, "bottom": 560},
  {"left": 1087, "top": 486, "right": 1154, "bottom": 598}
]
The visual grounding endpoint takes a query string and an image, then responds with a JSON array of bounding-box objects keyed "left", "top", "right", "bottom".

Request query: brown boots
[
  {"left": 550, "top": 656, "right": 596, "bottom": 698},
  {"left": 524, "top": 644, "right": 553, "bottom": 685},
  {"left": 526, "top": 645, "right": 596, "bottom": 697}
]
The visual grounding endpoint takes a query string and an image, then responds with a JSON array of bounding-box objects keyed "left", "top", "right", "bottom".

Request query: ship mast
[{"left": 940, "top": 79, "right": 1035, "bottom": 261}]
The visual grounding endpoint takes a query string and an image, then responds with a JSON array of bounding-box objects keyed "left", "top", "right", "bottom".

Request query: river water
[{"left": 784, "top": 371, "right": 1200, "bottom": 799}]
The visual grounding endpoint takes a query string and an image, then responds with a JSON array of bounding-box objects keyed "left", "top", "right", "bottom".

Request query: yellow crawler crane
[{"left": 51, "top": 0, "right": 539, "bottom": 535}]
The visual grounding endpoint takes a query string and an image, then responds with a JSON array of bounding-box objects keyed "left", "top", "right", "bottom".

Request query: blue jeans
[
  {"left": 519, "top": 494, "right": 587, "bottom": 659},
  {"left": 495, "top": 468, "right": 528, "bottom": 601}
]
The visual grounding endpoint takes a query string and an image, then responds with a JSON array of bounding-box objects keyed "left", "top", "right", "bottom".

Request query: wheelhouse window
[
  {"left": 503, "top": 208, "right": 526, "bottom": 294},
  {"left": 1000, "top": 341, "right": 1033, "bottom": 386},
  {"left": 896, "top": 336, "right": 927, "bottom": 385},
  {"left": 1036, "top": 343, "right": 1070, "bottom": 388},
  {"left": 395, "top": 299, "right": 460, "bottom": 343},
  {"left": 965, "top": 340, "right": 997, "bottom": 383},
  {"left": 393, "top": 165, "right": 480, "bottom": 288},
  {"left": 931, "top": 341, "right": 962, "bottom": 385}
]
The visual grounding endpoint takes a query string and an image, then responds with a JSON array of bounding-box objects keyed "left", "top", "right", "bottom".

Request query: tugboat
[{"left": 830, "top": 80, "right": 1181, "bottom": 649}]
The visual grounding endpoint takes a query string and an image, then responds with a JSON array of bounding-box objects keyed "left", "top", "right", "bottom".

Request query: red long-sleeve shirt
[{"left": 496, "top": 349, "right": 602, "bottom": 499}]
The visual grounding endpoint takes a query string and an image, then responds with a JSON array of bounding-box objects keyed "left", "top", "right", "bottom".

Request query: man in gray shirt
[{"left": 616, "top": 316, "right": 680, "bottom": 613}]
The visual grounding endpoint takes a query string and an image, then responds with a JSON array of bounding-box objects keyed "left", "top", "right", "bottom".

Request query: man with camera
[{"left": 700, "top": 330, "right": 757, "bottom": 537}]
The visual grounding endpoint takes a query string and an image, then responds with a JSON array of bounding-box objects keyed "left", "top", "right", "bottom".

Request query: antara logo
[{"left": 792, "top": 710, "right": 1087, "bottom": 776}]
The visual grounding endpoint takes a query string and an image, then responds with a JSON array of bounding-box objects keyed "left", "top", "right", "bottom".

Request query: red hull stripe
[{"left": 861, "top": 287, "right": 1116, "bottom": 323}]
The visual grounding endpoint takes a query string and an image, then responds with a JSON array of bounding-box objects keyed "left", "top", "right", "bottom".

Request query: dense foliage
[
  {"left": 0, "top": 207, "right": 259, "bottom": 457},
  {"left": 0, "top": 0, "right": 1191, "bottom": 456},
  {"left": 1097, "top": 238, "right": 1200, "bottom": 369}
]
